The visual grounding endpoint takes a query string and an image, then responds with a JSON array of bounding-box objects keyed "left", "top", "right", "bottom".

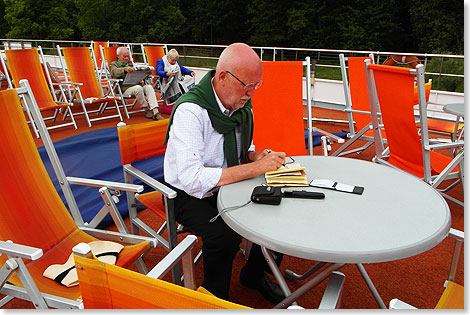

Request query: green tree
[
  {"left": 0, "top": 1, "right": 10, "bottom": 38},
  {"left": 181, "top": 0, "right": 251, "bottom": 45},
  {"left": 75, "top": 0, "right": 126, "bottom": 41},
  {"left": 4, "top": 0, "right": 76, "bottom": 39},
  {"left": 247, "top": 0, "right": 289, "bottom": 46},
  {"left": 410, "top": 0, "right": 464, "bottom": 54}
]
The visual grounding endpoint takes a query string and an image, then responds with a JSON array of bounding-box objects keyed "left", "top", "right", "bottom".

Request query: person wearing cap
[
  {"left": 110, "top": 46, "right": 165, "bottom": 120},
  {"left": 163, "top": 43, "right": 286, "bottom": 304}
]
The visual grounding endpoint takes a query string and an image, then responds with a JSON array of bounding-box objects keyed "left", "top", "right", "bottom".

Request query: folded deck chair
[
  {"left": 389, "top": 228, "right": 464, "bottom": 309},
  {"left": 332, "top": 55, "right": 386, "bottom": 157},
  {"left": 0, "top": 84, "right": 154, "bottom": 309},
  {"left": 2, "top": 48, "right": 77, "bottom": 137},
  {"left": 365, "top": 62, "right": 464, "bottom": 206},
  {"left": 57, "top": 46, "right": 123, "bottom": 127},
  {"left": 73, "top": 234, "right": 250, "bottom": 309}
]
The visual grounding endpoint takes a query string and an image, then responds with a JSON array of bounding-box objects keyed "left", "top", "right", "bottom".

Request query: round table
[
  {"left": 218, "top": 156, "right": 451, "bottom": 264},
  {"left": 217, "top": 156, "right": 451, "bottom": 308}
]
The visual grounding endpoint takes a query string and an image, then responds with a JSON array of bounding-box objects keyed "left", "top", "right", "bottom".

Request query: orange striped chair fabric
[
  {"left": 92, "top": 41, "right": 108, "bottom": 68},
  {"left": 117, "top": 120, "right": 169, "bottom": 219},
  {"left": 102, "top": 46, "right": 118, "bottom": 67},
  {"left": 367, "top": 64, "right": 458, "bottom": 178},
  {"left": 61, "top": 46, "right": 116, "bottom": 102},
  {"left": 74, "top": 254, "right": 250, "bottom": 309},
  {"left": 0, "top": 88, "right": 149, "bottom": 301},
  {"left": 251, "top": 61, "right": 306, "bottom": 156},
  {"left": 4, "top": 49, "right": 69, "bottom": 111},
  {"left": 143, "top": 45, "right": 165, "bottom": 76}
]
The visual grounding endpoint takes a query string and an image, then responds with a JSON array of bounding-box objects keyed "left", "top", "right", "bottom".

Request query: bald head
[
  {"left": 216, "top": 43, "right": 262, "bottom": 77},
  {"left": 213, "top": 43, "right": 263, "bottom": 111}
]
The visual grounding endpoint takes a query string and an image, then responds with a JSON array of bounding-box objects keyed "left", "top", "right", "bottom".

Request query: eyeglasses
[{"left": 226, "top": 70, "right": 262, "bottom": 90}]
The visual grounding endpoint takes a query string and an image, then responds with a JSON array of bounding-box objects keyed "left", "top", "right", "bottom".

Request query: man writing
[
  {"left": 163, "top": 43, "right": 286, "bottom": 304},
  {"left": 110, "top": 47, "right": 164, "bottom": 120}
]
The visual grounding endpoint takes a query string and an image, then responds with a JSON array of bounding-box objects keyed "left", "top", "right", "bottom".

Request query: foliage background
[{"left": 0, "top": 0, "right": 464, "bottom": 54}]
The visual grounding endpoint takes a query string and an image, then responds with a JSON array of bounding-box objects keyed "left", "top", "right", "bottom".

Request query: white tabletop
[
  {"left": 443, "top": 103, "right": 465, "bottom": 118},
  {"left": 217, "top": 156, "right": 451, "bottom": 264}
]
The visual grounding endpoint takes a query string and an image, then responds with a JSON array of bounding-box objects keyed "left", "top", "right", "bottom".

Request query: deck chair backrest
[
  {"left": 92, "top": 41, "right": 108, "bottom": 68},
  {"left": 413, "top": 81, "right": 431, "bottom": 104},
  {"left": 348, "top": 56, "right": 374, "bottom": 132},
  {"left": 74, "top": 253, "right": 249, "bottom": 309},
  {"left": 102, "top": 46, "right": 118, "bottom": 66},
  {"left": 367, "top": 64, "right": 425, "bottom": 174},
  {"left": 62, "top": 47, "right": 103, "bottom": 99},
  {"left": 251, "top": 61, "right": 306, "bottom": 156},
  {"left": 0, "top": 89, "right": 76, "bottom": 255},
  {"left": 117, "top": 120, "right": 168, "bottom": 165},
  {"left": 143, "top": 45, "right": 165, "bottom": 76},
  {"left": 4, "top": 49, "right": 57, "bottom": 110}
]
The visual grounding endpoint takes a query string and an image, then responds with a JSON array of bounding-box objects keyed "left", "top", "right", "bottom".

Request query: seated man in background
[
  {"left": 157, "top": 48, "right": 195, "bottom": 113},
  {"left": 110, "top": 46, "right": 164, "bottom": 120},
  {"left": 163, "top": 43, "right": 285, "bottom": 304}
]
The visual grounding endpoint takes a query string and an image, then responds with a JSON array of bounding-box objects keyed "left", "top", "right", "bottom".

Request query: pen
[{"left": 266, "top": 149, "right": 286, "bottom": 166}]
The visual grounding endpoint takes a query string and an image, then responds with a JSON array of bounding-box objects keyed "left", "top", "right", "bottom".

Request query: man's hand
[
  {"left": 124, "top": 66, "right": 134, "bottom": 73},
  {"left": 217, "top": 150, "right": 286, "bottom": 187},
  {"left": 254, "top": 150, "right": 286, "bottom": 172},
  {"left": 249, "top": 149, "right": 285, "bottom": 163},
  {"left": 167, "top": 71, "right": 176, "bottom": 77},
  {"left": 190, "top": 71, "right": 195, "bottom": 77}
]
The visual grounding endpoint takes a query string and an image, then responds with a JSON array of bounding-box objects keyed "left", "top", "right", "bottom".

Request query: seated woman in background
[{"left": 157, "top": 49, "right": 195, "bottom": 114}]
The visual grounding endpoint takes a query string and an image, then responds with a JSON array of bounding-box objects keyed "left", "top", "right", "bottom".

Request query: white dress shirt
[{"left": 164, "top": 79, "right": 255, "bottom": 199}]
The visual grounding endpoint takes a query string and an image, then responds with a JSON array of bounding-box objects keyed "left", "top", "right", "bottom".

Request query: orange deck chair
[
  {"left": 73, "top": 235, "right": 250, "bottom": 309},
  {"left": 0, "top": 86, "right": 152, "bottom": 309},
  {"left": 3, "top": 48, "right": 77, "bottom": 136},
  {"left": 100, "top": 45, "right": 147, "bottom": 118},
  {"left": 365, "top": 62, "right": 463, "bottom": 206},
  {"left": 251, "top": 61, "right": 306, "bottom": 157},
  {"left": 91, "top": 40, "right": 109, "bottom": 75},
  {"left": 142, "top": 44, "right": 166, "bottom": 90},
  {"left": 58, "top": 46, "right": 123, "bottom": 127},
  {"left": 117, "top": 119, "right": 197, "bottom": 284},
  {"left": 413, "top": 82, "right": 464, "bottom": 141},
  {"left": 332, "top": 55, "right": 387, "bottom": 157}
]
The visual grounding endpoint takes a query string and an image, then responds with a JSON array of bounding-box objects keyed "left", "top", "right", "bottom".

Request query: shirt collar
[{"left": 211, "top": 77, "right": 233, "bottom": 117}]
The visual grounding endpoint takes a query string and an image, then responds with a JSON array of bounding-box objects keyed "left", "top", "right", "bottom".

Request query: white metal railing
[{"left": 1, "top": 39, "right": 463, "bottom": 93}]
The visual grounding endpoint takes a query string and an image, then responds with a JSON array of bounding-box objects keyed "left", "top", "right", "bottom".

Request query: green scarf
[{"left": 164, "top": 70, "right": 253, "bottom": 167}]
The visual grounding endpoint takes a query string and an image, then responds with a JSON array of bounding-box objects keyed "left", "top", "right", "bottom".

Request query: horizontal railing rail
[{"left": 1, "top": 38, "right": 464, "bottom": 93}]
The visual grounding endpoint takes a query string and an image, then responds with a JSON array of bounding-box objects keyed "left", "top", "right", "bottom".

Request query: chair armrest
[
  {"left": 124, "top": 165, "right": 177, "bottom": 198},
  {"left": 389, "top": 298, "right": 417, "bottom": 309},
  {"left": 79, "top": 227, "right": 158, "bottom": 247},
  {"left": 425, "top": 140, "right": 464, "bottom": 151},
  {"left": 146, "top": 235, "right": 197, "bottom": 289},
  {"left": 66, "top": 176, "right": 143, "bottom": 193},
  {"left": 448, "top": 228, "right": 464, "bottom": 242},
  {"left": 72, "top": 243, "right": 92, "bottom": 257},
  {"left": 0, "top": 241, "right": 43, "bottom": 260}
]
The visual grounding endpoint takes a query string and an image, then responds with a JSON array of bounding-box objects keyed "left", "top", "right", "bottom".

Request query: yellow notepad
[{"left": 265, "top": 163, "right": 309, "bottom": 187}]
